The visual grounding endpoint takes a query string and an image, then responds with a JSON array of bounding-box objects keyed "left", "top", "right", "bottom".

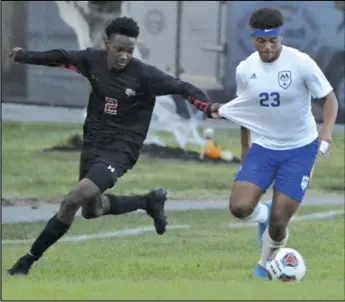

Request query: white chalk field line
[{"left": 1, "top": 225, "right": 191, "bottom": 245}]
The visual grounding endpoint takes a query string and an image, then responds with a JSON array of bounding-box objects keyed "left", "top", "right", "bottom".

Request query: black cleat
[
  {"left": 5, "top": 254, "right": 36, "bottom": 277},
  {"left": 145, "top": 188, "right": 168, "bottom": 235}
]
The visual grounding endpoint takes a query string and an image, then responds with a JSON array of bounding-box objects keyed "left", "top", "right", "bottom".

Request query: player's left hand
[
  {"left": 319, "top": 135, "right": 332, "bottom": 156},
  {"left": 9, "top": 47, "right": 23, "bottom": 63}
]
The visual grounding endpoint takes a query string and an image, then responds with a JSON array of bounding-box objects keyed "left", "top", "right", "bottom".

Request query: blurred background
[{"left": 2, "top": 1, "right": 345, "bottom": 124}]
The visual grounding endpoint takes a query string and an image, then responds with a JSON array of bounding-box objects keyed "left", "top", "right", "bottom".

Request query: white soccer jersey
[{"left": 219, "top": 46, "right": 333, "bottom": 150}]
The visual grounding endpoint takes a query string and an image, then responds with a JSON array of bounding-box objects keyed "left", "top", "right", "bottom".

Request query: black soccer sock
[
  {"left": 29, "top": 214, "right": 70, "bottom": 260},
  {"left": 105, "top": 194, "right": 148, "bottom": 215}
]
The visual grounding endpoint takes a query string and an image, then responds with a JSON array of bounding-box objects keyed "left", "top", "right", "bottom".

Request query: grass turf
[
  {"left": 2, "top": 205, "right": 344, "bottom": 300},
  {"left": 2, "top": 122, "right": 344, "bottom": 200}
]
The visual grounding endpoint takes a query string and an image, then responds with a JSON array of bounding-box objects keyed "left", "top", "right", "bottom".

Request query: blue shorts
[{"left": 235, "top": 139, "right": 319, "bottom": 202}]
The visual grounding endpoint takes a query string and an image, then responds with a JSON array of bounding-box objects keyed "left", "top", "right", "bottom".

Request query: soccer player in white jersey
[{"left": 209, "top": 7, "right": 338, "bottom": 279}]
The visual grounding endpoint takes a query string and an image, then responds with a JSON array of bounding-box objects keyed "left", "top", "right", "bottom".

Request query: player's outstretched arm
[
  {"left": 9, "top": 47, "right": 87, "bottom": 72},
  {"left": 186, "top": 97, "right": 222, "bottom": 119},
  {"left": 146, "top": 65, "right": 221, "bottom": 119}
]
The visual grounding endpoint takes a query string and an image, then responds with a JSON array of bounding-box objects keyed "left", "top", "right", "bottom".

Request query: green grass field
[
  {"left": 2, "top": 205, "right": 344, "bottom": 300},
  {"left": 2, "top": 122, "right": 344, "bottom": 200},
  {"left": 2, "top": 122, "right": 344, "bottom": 300}
]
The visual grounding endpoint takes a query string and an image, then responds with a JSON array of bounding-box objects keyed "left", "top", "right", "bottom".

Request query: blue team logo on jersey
[{"left": 278, "top": 71, "right": 292, "bottom": 89}]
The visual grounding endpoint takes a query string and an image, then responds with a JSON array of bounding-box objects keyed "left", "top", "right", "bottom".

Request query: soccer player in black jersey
[{"left": 6, "top": 16, "right": 219, "bottom": 276}]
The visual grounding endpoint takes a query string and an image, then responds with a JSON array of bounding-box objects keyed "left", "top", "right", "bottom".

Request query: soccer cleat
[
  {"left": 145, "top": 188, "right": 168, "bottom": 235},
  {"left": 253, "top": 263, "right": 269, "bottom": 279},
  {"left": 5, "top": 254, "right": 36, "bottom": 277},
  {"left": 257, "top": 200, "right": 272, "bottom": 248}
]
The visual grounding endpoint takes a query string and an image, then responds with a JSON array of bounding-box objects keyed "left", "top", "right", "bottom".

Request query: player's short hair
[
  {"left": 105, "top": 17, "right": 140, "bottom": 39},
  {"left": 249, "top": 7, "right": 284, "bottom": 29}
]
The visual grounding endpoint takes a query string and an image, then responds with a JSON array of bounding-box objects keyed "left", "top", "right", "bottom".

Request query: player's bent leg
[
  {"left": 252, "top": 143, "right": 315, "bottom": 279},
  {"left": 254, "top": 139, "right": 317, "bottom": 280},
  {"left": 269, "top": 191, "right": 299, "bottom": 241},
  {"left": 82, "top": 190, "right": 168, "bottom": 235},
  {"left": 58, "top": 178, "right": 101, "bottom": 224},
  {"left": 80, "top": 162, "right": 168, "bottom": 235},
  {"left": 255, "top": 191, "right": 299, "bottom": 279},
  {"left": 6, "top": 178, "right": 101, "bottom": 276},
  {"left": 230, "top": 184, "right": 271, "bottom": 249},
  {"left": 229, "top": 181, "right": 264, "bottom": 219},
  {"left": 106, "top": 188, "right": 168, "bottom": 235},
  {"left": 81, "top": 195, "right": 104, "bottom": 219},
  {"left": 256, "top": 199, "right": 273, "bottom": 248},
  {"left": 80, "top": 161, "right": 122, "bottom": 219},
  {"left": 230, "top": 182, "right": 272, "bottom": 248},
  {"left": 230, "top": 143, "right": 276, "bottom": 247}
]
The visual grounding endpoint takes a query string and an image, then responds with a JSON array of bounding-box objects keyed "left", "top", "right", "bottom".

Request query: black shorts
[{"left": 79, "top": 147, "right": 137, "bottom": 193}]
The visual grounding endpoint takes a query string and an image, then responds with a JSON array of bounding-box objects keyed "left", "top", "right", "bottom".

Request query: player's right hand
[
  {"left": 210, "top": 103, "right": 222, "bottom": 119},
  {"left": 9, "top": 47, "right": 23, "bottom": 62}
]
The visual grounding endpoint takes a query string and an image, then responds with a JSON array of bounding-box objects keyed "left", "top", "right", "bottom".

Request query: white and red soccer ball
[{"left": 266, "top": 248, "right": 306, "bottom": 282}]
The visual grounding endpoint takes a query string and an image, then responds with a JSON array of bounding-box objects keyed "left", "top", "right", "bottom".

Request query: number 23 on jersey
[{"left": 259, "top": 92, "right": 281, "bottom": 107}]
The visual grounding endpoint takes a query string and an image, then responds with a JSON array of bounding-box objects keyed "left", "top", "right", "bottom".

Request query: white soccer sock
[
  {"left": 258, "top": 228, "right": 289, "bottom": 268},
  {"left": 242, "top": 201, "right": 269, "bottom": 223}
]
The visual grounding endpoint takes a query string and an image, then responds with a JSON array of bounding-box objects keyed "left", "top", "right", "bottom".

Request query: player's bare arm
[{"left": 319, "top": 91, "right": 338, "bottom": 154}]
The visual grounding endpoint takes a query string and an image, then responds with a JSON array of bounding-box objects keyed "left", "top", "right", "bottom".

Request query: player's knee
[
  {"left": 60, "top": 195, "right": 81, "bottom": 216},
  {"left": 229, "top": 198, "right": 255, "bottom": 219},
  {"left": 229, "top": 182, "right": 262, "bottom": 219},
  {"left": 81, "top": 207, "right": 97, "bottom": 219},
  {"left": 60, "top": 186, "right": 96, "bottom": 215},
  {"left": 229, "top": 204, "right": 254, "bottom": 219}
]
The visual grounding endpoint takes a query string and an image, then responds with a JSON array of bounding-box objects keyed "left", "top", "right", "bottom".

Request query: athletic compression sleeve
[
  {"left": 146, "top": 64, "right": 212, "bottom": 116},
  {"left": 14, "top": 49, "right": 90, "bottom": 74}
]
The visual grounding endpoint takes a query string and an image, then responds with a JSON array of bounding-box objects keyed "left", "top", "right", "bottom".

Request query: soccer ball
[{"left": 266, "top": 248, "right": 306, "bottom": 282}]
